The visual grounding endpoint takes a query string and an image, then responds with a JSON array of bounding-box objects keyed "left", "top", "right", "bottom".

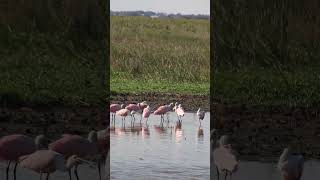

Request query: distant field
[
  {"left": 110, "top": 16, "right": 210, "bottom": 95},
  {"left": 0, "top": 27, "right": 106, "bottom": 106}
]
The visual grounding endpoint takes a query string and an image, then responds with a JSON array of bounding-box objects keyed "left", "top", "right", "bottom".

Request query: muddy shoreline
[
  {"left": 213, "top": 104, "right": 320, "bottom": 161},
  {"left": 0, "top": 106, "right": 107, "bottom": 138}
]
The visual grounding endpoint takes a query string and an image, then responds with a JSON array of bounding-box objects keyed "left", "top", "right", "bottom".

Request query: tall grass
[
  {"left": 0, "top": 26, "right": 106, "bottom": 106},
  {"left": 111, "top": 16, "right": 210, "bottom": 88}
]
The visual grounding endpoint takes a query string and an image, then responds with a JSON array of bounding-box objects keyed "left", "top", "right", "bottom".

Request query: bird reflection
[
  {"left": 175, "top": 121, "right": 184, "bottom": 142},
  {"left": 197, "top": 127, "right": 204, "bottom": 142},
  {"left": 141, "top": 126, "right": 150, "bottom": 137},
  {"left": 154, "top": 125, "right": 167, "bottom": 135}
]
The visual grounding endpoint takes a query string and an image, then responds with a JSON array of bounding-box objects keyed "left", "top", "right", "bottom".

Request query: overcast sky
[{"left": 110, "top": 0, "right": 210, "bottom": 15}]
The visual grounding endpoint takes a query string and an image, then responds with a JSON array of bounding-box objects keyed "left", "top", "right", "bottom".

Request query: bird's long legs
[
  {"left": 74, "top": 165, "right": 79, "bottom": 180},
  {"left": 68, "top": 169, "right": 72, "bottom": 180},
  {"left": 216, "top": 166, "right": 219, "bottom": 180},
  {"left": 98, "top": 161, "right": 102, "bottom": 180},
  {"left": 6, "top": 160, "right": 11, "bottom": 180},
  {"left": 45, "top": 173, "right": 50, "bottom": 180},
  {"left": 13, "top": 162, "right": 18, "bottom": 180}
]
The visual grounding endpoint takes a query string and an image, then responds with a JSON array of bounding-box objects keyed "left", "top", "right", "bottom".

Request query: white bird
[
  {"left": 197, "top": 108, "right": 205, "bottom": 126},
  {"left": 278, "top": 147, "right": 304, "bottom": 180},
  {"left": 176, "top": 104, "right": 185, "bottom": 123},
  {"left": 213, "top": 135, "right": 238, "bottom": 180},
  {"left": 173, "top": 102, "right": 179, "bottom": 112}
]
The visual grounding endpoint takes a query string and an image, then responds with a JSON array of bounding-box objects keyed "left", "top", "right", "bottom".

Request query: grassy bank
[
  {"left": 213, "top": 65, "right": 320, "bottom": 106},
  {"left": 110, "top": 16, "right": 210, "bottom": 95},
  {"left": 0, "top": 26, "right": 106, "bottom": 106}
]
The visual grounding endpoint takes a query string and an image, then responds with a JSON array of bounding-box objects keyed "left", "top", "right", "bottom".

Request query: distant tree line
[
  {"left": 212, "top": 0, "right": 320, "bottom": 69},
  {"left": 111, "top": 10, "right": 210, "bottom": 20}
]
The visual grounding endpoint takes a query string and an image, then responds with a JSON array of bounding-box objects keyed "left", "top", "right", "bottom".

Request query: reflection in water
[
  {"left": 111, "top": 112, "right": 210, "bottom": 180},
  {"left": 211, "top": 160, "right": 320, "bottom": 180},
  {"left": 197, "top": 127, "right": 204, "bottom": 143}
]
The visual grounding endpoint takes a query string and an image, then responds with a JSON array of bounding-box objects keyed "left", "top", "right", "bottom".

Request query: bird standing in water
[
  {"left": 197, "top": 108, "right": 205, "bottom": 126},
  {"left": 0, "top": 134, "right": 48, "bottom": 180},
  {"left": 278, "top": 147, "right": 304, "bottom": 180},
  {"left": 49, "top": 131, "right": 99, "bottom": 180},
  {"left": 213, "top": 135, "right": 239, "bottom": 180},
  {"left": 176, "top": 104, "right": 185, "bottom": 124},
  {"left": 19, "top": 150, "right": 92, "bottom": 180},
  {"left": 110, "top": 104, "right": 124, "bottom": 126},
  {"left": 154, "top": 103, "right": 174, "bottom": 125},
  {"left": 142, "top": 105, "right": 151, "bottom": 126}
]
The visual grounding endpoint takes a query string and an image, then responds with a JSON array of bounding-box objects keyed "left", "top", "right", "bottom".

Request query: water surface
[
  {"left": 211, "top": 160, "right": 320, "bottom": 180},
  {"left": 110, "top": 112, "right": 210, "bottom": 180}
]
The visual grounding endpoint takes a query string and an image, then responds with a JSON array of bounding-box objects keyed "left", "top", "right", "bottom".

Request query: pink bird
[
  {"left": 96, "top": 129, "right": 110, "bottom": 179},
  {"left": 116, "top": 108, "right": 130, "bottom": 126},
  {"left": 110, "top": 104, "right": 124, "bottom": 125},
  {"left": 176, "top": 104, "right": 185, "bottom": 123},
  {"left": 0, "top": 134, "right": 47, "bottom": 180},
  {"left": 213, "top": 135, "right": 239, "bottom": 180},
  {"left": 49, "top": 131, "right": 99, "bottom": 180},
  {"left": 125, "top": 101, "right": 148, "bottom": 123},
  {"left": 154, "top": 103, "right": 174, "bottom": 124},
  {"left": 19, "top": 150, "right": 91, "bottom": 180},
  {"left": 142, "top": 106, "right": 151, "bottom": 125},
  {"left": 197, "top": 108, "right": 205, "bottom": 126}
]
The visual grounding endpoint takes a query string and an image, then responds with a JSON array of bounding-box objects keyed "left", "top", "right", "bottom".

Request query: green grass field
[
  {"left": 213, "top": 65, "right": 320, "bottom": 106},
  {"left": 0, "top": 27, "right": 106, "bottom": 106},
  {"left": 110, "top": 16, "right": 210, "bottom": 95}
]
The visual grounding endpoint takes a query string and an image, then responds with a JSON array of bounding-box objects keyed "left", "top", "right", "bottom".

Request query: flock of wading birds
[
  {"left": 0, "top": 101, "right": 206, "bottom": 180},
  {"left": 0, "top": 100, "right": 302, "bottom": 180},
  {"left": 110, "top": 101, "right": 206, "bottom": 127}
]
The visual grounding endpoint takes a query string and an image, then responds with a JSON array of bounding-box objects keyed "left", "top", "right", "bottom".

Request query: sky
[{"left": 110, "top": 0, "right": 210, "bottom": 15}]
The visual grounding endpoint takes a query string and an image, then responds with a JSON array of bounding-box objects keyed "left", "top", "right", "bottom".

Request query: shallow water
[
  {"left": 211, "top": 160, "right": 320, "bottom": 180},
  {"left": 110, "top": 112, "right": 210, "bottom": 180},
  {"left": 0, "top": 162, "right": 103, "bottom": 180}
]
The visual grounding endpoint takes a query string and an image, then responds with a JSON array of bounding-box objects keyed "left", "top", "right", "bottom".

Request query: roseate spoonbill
[
  {"left": 278, "top": 147, "right": 304, "bottom": 180},
  {"left": 18, "top": 150, "right": 92, "bottom": 180},
  {"left": 49, "top": 131, "right": 99, "bottom": 180},
  {"left": 176, "top": 104, "right": 185, "bottom": 123},
  {"left": 0, "top": 134, "right": 48, "bottom": 180},
  {"left": 116, "top": 108, "right": 130, "bottom": 127},
  {"left": 125, "top": 101, "right": 148, "bottom": 121},
  {"left": 213, "top": 135, "right": 238, "bottom": 180},
  {"left": 154, "top": 103, "right": 173, "bottom": 124},
  {"left": 142, "top": 106, "right": 151, "bottom": 125},
  {"left": 197, "top": 108, "right": 205, "bottom": 126},
  {"left": 110, "top": 104, "right": 124, "bottom": 125},
  {"left": 97, "top": 129, "right": 110, "bottom": 180}
]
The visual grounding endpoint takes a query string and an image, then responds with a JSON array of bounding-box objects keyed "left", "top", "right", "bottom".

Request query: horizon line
[{"left": 110, "top": 9, "right": 210, "bottom": 16}]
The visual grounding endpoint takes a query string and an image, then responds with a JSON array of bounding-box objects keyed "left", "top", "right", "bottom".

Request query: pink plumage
[
  {"left": 110, "top": 104, "right": 121, "bottom": 113},
  {"left": 154, "top": 106, "right": 170, "bottom": 115},
  {"left": 116, "top": 109, "right": 130, "bottom": 116},
  {"left": 0, "top": 134, "right": 36, "bottom": 161},
  {"left": 176, "top": 106, "right": 185, "bottom": 117},
  {"left": 97, "top": 129, "right": 109, "bottom": 156},
  {"left": 19, "top": 150, "right": 67, "bottom": 173},
  {"left": 49, "top": 135, "right": 98, "bottom": 158},
  {"left": 125, "top": 104, "right": 140, "bottom": 112},
  {"left": 142, "top": 106, "right": 151, "bottom": 118}
]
